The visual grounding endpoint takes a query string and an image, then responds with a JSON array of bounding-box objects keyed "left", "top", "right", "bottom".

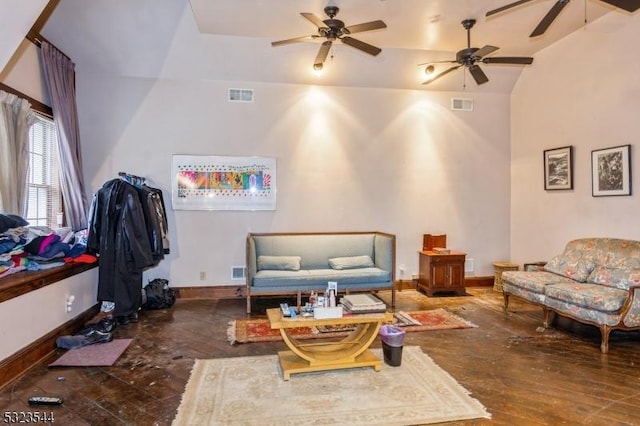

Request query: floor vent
[
  {"left": 228, "top": 88, "right": 254, "bottom": 102},
  {"left": 231, "top": 266, "right": 246, "bottom": 280},
  {"left": 451, "top": 98, "right": 473, "bottom": 111}
]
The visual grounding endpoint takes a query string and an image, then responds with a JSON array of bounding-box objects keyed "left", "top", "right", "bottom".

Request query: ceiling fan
[
  {"left": 271, "top": 6, "right": 386, "bottom": 70},
  {"left": 420, "top": 19, "right": 534, "bottom": 86},
  {"left": 486, "top": 0, "right": 640, "bottom": 37}
]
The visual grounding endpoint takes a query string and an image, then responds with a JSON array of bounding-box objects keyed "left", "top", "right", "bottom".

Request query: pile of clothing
[{"left": 0, "top": 213, "right": 96, "bottom": 279}]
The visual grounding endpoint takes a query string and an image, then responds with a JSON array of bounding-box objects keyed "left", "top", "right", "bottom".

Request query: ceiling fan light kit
[{"left": 271, "top": 6, "right": 386, "bottom": 71}]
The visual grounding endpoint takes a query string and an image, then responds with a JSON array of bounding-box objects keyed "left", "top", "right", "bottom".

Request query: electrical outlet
[
  {"left": 65, "top": 295, "right": 75, "bottom": 313},
  {"left": 199, "top": 271, "right": 206, "bottom": 281}
]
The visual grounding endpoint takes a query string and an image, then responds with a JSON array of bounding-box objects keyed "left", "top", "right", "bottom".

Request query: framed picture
[
  {"left": 591, "top": 145, "right": 631, "bottom": 197},
  {"left": 544, "top": 146, "right": 573, "bottom": 190},
  {"left": 171, "top": 155, "right": 277, "bottom": 210}
]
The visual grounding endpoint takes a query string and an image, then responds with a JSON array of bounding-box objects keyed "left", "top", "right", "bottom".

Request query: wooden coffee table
[{"left": 266, "top": 308, "right": 393, "bottom": 380}]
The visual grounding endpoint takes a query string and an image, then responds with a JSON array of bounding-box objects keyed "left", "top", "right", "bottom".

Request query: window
[{"left": 26, "top": 113, "right": 62, "bottom": 228}]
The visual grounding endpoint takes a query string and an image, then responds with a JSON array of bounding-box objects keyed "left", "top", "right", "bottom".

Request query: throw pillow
[
  {"left": 587, "top": 266, "right": 640, "bottom": 290},
  {"left": 328, "top": 255, "right": 374, "bottom": 270},
  {"left": 544, "top": 254, "right": 594, "bottom": 282},
  {"left": 257, "top": 255, "right": 302, "bottom": 271}
]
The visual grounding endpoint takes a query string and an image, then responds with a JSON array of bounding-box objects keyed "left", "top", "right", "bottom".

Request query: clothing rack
[{"left": 118, "top": 172, "right": 145, "bottom": 188}]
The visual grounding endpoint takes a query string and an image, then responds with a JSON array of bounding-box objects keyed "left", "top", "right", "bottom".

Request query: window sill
[{"left": 0, "top": 262, "right": 97, "bottom": 303}]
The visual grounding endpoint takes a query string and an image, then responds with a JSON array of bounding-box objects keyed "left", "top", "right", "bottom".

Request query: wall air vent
[
  {"left": 231, "top": 266, "right": 246, "bottom": 280},
  {"left": 228, "top": 88, "right": 254, "bottom": 102},
  {"left": 451, "top": 98, "right": 473, "bottom": 112}
]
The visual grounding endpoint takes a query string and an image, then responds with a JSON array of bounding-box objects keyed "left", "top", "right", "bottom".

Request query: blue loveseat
[
  {"left": 502, "top": 238, "right": 640, "bottom": 353},
  {"left": 245, "top": 231, "right": 396, "bottom": 313}
]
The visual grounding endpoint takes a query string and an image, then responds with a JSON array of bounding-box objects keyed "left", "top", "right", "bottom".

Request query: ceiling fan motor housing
[{"left": 457, "top": 47, "right": 479, "bottom": 65}]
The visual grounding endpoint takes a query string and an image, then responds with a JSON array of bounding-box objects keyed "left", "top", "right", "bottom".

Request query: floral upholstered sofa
[{"left": 502, "top": 238, "right": 640, "bottom": 353}]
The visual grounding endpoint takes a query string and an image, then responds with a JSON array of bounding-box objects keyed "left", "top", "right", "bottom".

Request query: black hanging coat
[{"left": 87, "top": 179, "right": 156, "bottom": 317}]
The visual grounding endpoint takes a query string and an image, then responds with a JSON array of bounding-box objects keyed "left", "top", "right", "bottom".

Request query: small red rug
[{"left": 227, "top": 308, "right": 476, "bottom": 344}]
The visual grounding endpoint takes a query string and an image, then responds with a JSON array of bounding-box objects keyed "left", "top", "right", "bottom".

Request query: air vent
[
  {"left": 228, "top": 88, "right": 254, "bottom": 102},
  {"left": 451, "top": 98, "right": 473, "bottom": 111},
  {"left": 231, "top": 266, "right": 246, "bottom": 280}
]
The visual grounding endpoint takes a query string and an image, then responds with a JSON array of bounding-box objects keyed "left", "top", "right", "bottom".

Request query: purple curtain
[{"left": 41, "top": 41, "right": 88, "bottom": 231}]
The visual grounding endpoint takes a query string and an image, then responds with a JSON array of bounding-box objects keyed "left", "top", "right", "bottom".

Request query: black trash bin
[{"left": 380, "top": 325, "right": 405, "bottom": 366}]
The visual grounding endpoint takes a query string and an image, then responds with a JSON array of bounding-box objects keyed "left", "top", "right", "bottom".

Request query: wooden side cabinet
[{"left": 417, "top": 250, "right": 467, "bottom": 296}]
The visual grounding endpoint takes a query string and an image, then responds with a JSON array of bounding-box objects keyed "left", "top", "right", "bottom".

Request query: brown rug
[
  {"left": 227, "top": 308, "right": 476, "bottom": 344},
  {"left": 49, "top": 339, "right": 133, "bottom": 367}
]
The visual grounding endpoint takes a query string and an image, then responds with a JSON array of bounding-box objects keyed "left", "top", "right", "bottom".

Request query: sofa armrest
[
  {"left": 246, "top": 234, "right": 258, "bottom": 283},
  {"left": 373, "top": 232, "right": 396, "bottom": 279}
]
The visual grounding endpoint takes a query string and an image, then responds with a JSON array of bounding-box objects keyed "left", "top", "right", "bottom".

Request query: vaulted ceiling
[{"left": 33, "top": 0, "right": 638, "bottom": 93}]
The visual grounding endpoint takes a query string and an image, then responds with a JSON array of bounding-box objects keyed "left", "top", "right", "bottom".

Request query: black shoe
[
  {"left": 78, "top": 318, "right": 116, "bottom": 336},
  {"left": 128, "top": 312, "right": 139, "bottom": 323},
  {"left": 84, "top": 329, "right": 113, "bottom": 345},
  {"left": 116, "top": 315, "right": 130, "bottom": 326}
]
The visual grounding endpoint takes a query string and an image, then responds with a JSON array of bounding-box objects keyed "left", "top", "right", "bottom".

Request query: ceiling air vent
[
  {"left": 451, "top": 98, "right": 473, "bottom": 112},
  {"left": 228, "top": 88, "right": 254, "bottom": 102}
]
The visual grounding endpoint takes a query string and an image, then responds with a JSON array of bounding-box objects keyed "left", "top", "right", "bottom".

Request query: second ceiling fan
[
  {"left": 486, "top": 0, "right": 640, "bottom": 37},
  {"left": 420, "top": 19, "right": 534, "bottom": 86},
  {"left": 271, "top": 6, "right": 386, "bottom": 70}
]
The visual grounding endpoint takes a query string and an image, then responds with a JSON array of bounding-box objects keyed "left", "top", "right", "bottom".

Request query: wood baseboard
[
  {"left": 465, "top": 276, "right": 494, "bottom": 287},
  {"left": 0, "top": 304, "right": 99, "bottom": 389},
  {"left": 174, "top": 285, "right": 246, "bottom": 299}
]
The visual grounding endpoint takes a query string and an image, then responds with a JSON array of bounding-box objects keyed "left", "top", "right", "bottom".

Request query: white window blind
[{"left": 27, "top": 113, "right": 62, "bottom": 228}]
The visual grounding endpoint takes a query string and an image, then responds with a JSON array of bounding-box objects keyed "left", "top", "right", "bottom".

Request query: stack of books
[{"left": 340, "top": 294, "right": 387, "bottom": 314}]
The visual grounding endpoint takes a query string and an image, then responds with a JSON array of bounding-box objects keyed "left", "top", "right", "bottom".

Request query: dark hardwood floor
[{"left": 2, "top": 287, "right": 640, "bottom": 425}]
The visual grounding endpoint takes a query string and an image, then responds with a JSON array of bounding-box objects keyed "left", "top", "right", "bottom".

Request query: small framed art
[
  {"left": 543, "top": 146, "right": 573, "bottom": 190},
  {"left": 591, "top": 144, "right": 631, "bottom": 197}
]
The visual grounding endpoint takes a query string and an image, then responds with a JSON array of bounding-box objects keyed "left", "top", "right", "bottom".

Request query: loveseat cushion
[
  {"left": 257, "top": 255, "right": 302, "bottom": 271},
  {"left": 544, "top": 254, "right": 595, "bottom": 282},
  {"left": 587, "top": 266, "right": 640, "bottom": 291},
  {"left": 502, "top": 271, "right": 576, "bottom": 294},
  {"left": 544, "top": 283, "right": 628, "bottom": 313},
  {"left": 328, "top": 255, "right": 374, "bottom": 270},
  {"left": 252, "top": 267, "right": 390, "bottom": 289}
]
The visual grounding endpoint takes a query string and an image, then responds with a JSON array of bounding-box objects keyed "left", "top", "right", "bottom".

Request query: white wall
[
  {"left": 76, "top": 76, "right": 512, "bottom": 285},
  {"left": 510, "top": 12, "right": 640, "bottom": 264},
  {"left": 0, "top": 0, "right": 47, "bottom": 73},
  {"left": 0, "top": 268, "right": 98, "bottom": 361}
]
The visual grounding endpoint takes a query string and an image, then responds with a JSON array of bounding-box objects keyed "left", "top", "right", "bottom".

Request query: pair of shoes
[
  {"left": 116, "top": 312, "right": 139, "bottom": 325},
  {"left": 86, "top": 310, "right": 114, "bottom": 325},
  {"left": 84, "top": 329, "right": 113, "bottom": 345}
]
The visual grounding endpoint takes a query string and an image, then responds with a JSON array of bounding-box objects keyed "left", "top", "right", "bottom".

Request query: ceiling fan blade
[
  {"left": 468, "top": 64, "right": 489, "bottom": 85},
  {"left": 422, "top": 65, "right": 462, "bottom": 85},
  {"left": 473, "top": 45, "right": 500, "bottom": 59},
  {"left": 600, "top": 0, "right": 640, "bottom": 11},
  {"left": 417, "top": 60, "right": 458, "bottom": 66},
  {"left": 301, "top": 12, "right": 327, "bottom": 28},
  {"left": 482, "top": 56, "right": 534, "bottom": 64},
  {"left": 341, "top": 36, "right": 382, "bottom": 56},
  {"left": 314, "top": 41, "right": 332, "bottom": 67},
  {"left": 486, "top": 0, "right": 535, "bottom": 16},
  {"left": 530, "top": 0, "right": 570, "bottom": 37},
  {"left": 345, "top": 20, "right": 387, "bottom": 34},
  {"left": 271, "top": 35, "right": 317, "bottom": 47}
]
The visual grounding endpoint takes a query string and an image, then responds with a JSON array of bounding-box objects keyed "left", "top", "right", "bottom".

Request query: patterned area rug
[
  {"left": 172, "top": 346, "right": 490, "bottom": 425},
  {"left": 227, "top": 308, "right": 476, "bottom": 344}
]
